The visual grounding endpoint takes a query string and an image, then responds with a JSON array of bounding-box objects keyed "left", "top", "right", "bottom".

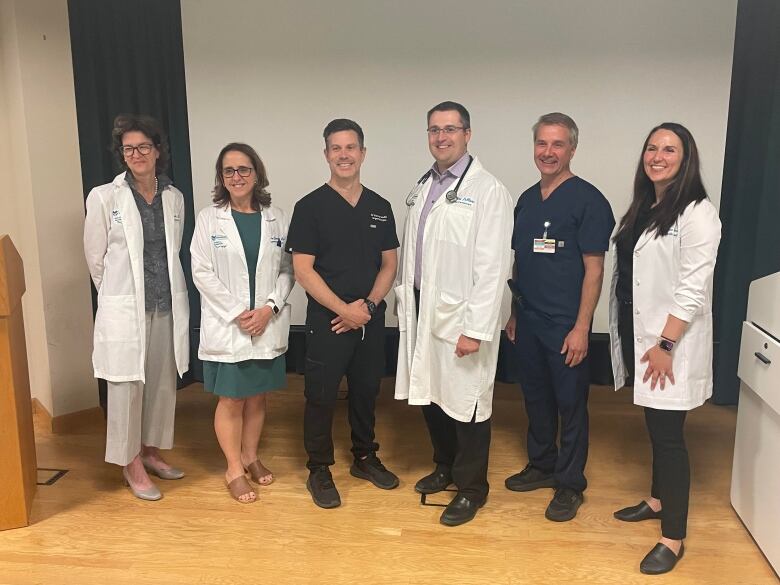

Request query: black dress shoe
[
  {"left": 439, "top": 494, "right": 485, "bottom": 527},
  {"left": 640, "top": 542, "right": 684, "bottom": 575},
  {"left": 415, "top": 466, "right": 453, "bottom": 494},
  {"left": 614, "top": 501, "right": 662, "bottom": 522}
]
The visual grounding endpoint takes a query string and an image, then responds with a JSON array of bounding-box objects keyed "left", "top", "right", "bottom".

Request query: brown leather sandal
[
  {"left": 226, "top": 475, "right": 256, "bottom": 503},
  {"left": 245, "top": 460, "right": 274, "bottom": 486}
]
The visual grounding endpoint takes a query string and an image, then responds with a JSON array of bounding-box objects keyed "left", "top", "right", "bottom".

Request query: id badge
[{"left": 533, "top": 238, "right": 556, "bottom": 254}]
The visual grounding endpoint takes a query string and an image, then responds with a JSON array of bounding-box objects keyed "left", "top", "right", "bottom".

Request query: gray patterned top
[{"left": 127, "top": 172, "right": 173, "bottom": 312}]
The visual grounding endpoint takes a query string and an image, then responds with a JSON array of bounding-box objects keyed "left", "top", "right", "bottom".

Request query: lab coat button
[{"left": 636, "top": 336, "right": 642, "bottom": 342}]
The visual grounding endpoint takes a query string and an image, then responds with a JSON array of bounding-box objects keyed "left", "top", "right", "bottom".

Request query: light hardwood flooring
[{"left": 0, "top": 376, "right": 776, "bottom": 585}]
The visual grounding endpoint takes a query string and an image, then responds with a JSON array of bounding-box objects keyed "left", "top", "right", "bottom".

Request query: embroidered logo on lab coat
[{"left": 111, "top": 209, "right": 123, "bottom": 224}]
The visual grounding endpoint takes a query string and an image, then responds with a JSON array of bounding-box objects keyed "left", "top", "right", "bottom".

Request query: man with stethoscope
[
  {"left": 504, "top": 113, "right": 614, "bottom": 522},
  {"left": 395, "top": 101, "right": 513, "bottom": 526}
]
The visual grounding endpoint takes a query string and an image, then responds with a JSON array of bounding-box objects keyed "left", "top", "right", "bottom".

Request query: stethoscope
[{"left": 405, "top": 155, "right": 474, "bottom": 207}]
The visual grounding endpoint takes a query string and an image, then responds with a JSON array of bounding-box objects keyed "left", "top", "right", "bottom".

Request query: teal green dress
[{"left": 203, "top": 209, "right": 286, "bottom": 398}]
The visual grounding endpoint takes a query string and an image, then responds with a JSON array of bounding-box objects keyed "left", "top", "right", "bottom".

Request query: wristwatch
[
  {"left": 657, "top": 336, "right": 676, "bottom": 353},
  {"left": 364, "top": 299, "right": 377, "bottom": 316},
  {"left": 266, "top": 301, "right": 280, "bottom": 315}
]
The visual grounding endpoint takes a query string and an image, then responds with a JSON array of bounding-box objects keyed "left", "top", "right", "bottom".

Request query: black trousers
[
  {"left": 415, "top": 288, "right": 491, "bottom": 502},
  {"left": 303, "top": 308, "right": 385, "bottom": 470},
  {"left": 618, "top": 300, "right": 689, "bottom": 539},
  {"left": 645, "top": 408, "right": 689, "bottom": 540},
  {"left": 512, "top": 306, "right": 590, "bottom": 492}
]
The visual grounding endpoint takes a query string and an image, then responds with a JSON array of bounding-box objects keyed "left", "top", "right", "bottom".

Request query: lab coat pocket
[
  {"left": 95, "top": 295, "right": 138, "bottom": 342},
  {"left": 394, "top": 284, "right": 407, "bottom": 332},
  {"left": 431, "top": 291, "right": 465, "bottom": 345},
  {"left": 437, "top": 207, "right": 473, "bottom": 247},
  {"left": 268, "top": 304, "right": 291, "bottom": 352},
  {"left": 199, "top": 309, "right": 231, "bottom": 356}
]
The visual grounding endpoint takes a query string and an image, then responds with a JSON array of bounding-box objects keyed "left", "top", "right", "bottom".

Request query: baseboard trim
[{"left": 32, "top": 399, "right": 104, "bottom": 433}]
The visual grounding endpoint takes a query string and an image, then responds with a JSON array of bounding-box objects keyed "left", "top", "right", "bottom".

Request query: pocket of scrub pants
[{"left": 303, "top": 325, "right": 327, "bottom": 404}]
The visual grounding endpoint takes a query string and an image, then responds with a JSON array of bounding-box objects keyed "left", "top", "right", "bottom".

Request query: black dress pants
[
  {"left": 645, "top": 408, "right": 689, "bottom": 540},
  {"left": 415, "top": 287, "right": 491, "bottom": 503},
  {"left": 618, "top": 300, "right": 690, "bottom": 540},
  {"left": 303, "top": 308, "right": 385, "bottom": 470}
]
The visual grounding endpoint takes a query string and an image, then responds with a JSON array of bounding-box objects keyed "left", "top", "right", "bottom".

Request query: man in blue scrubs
[{"left": 505, "top": 113, "right": 614, "bottom": 521}]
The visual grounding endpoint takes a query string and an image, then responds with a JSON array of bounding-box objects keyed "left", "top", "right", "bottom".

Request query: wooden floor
[{"left": 0, "top": 376, "right": 776, "bottom": 585}]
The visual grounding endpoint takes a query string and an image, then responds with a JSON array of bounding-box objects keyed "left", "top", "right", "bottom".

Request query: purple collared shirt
[{"left": 414, "top": 152, "right": 470, "bottom": 289}]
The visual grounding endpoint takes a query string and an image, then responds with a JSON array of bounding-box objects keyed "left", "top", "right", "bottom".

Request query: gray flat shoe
[
  {"left": 143, "top": 461, "right": 185, "bottom": 480},
  {"left": 123, "top": 467, "right": 162, "bottom": 501}
]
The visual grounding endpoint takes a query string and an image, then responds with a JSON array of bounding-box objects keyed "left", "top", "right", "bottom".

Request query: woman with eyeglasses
[
  {"left": 608, "top": 123, "right": 721, "bottom": 574},
  {"left": 84, "top": 114, "right": 190, "bottom": 501},
  {"left": 191, "top": 143, "right": 294, "bottom": 503}
]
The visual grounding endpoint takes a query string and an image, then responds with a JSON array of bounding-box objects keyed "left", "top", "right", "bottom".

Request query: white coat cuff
[
  {"left": 462, "top": 328, "right": 494, "bottom": 343},
  {"left": 226, "top": 303, "right": 246, "bottom": 322},
  {"left": 668, "top": 304, "right": 694, "bottom": 323}
]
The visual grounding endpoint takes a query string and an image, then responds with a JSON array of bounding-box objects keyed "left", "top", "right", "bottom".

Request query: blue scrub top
[{"left": 512, "top": 176, "right": 615, "bottom": 327}]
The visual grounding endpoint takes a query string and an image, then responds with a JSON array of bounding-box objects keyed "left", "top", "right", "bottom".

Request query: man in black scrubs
[
  {"left": 505, "top": 113, "right": 614, "bottom": 521},
  {"left": 286, "top": 119, "right": 399, "bottom": 509}
]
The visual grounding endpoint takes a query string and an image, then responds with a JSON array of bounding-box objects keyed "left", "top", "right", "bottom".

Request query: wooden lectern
[{"left": 0, "top": 235, "right": 36, "bottom": 530}]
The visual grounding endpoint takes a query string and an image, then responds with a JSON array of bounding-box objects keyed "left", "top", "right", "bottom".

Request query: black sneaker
[
  {"left": 545, "top": 487, "right": 583, "bottom": 522},
  {"left": 307, "top": 466, "right": 341, "bottom": 509},
  {"left": 505, "top": 463, "right": 557, "bottom": 492},
  {"left": 350, "top": 453, "right": 399, "bottom": 490}
]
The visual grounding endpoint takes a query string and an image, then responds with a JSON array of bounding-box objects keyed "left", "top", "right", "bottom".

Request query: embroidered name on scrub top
[{"left": 533, "top": 220, "right": 557, "bottom": 254}]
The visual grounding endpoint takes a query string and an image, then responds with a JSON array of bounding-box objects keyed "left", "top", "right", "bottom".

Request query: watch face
[
  {"left": 366, "top": 300, "right": 376, "bottom": 314},
  {"left": 659, "top": 338, "right": 674, "bottom": 352}
]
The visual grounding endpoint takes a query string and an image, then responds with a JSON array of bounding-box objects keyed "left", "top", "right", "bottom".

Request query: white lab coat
[
  {"left": 190, "top": 203, "right": 294, "bottom": 362},
  {"left": 84, "top": 172, "right": 190, "bottom": 383},
  {"left": 608, "top": 199, "right": 721, "bottom": 410},
  {"left": 394, "top": 157, "right": 513, "bottom": 422}
]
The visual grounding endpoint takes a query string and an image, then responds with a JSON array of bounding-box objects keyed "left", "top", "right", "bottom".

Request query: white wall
[
  {"left": 182, "top": 0, "right": 737, "bottom": 332},
  {"left": 0, "top": 0, "right": 97, "bottom": 417}
]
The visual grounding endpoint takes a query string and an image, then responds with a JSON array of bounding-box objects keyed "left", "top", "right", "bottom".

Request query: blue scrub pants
[{"left": 513, "top": 305, "right": 590, "bottom": 493}]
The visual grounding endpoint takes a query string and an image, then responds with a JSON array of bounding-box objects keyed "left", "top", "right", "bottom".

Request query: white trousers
[{"left": 105, "top": 310, "right": 177, "bottom": 466}]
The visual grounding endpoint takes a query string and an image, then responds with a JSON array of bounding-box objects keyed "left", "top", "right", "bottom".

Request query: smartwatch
[
  {"left": 267, "top": 301, "right": 280, "bottom": 315},
  {"left": 364, "top": 299, "right": 377, "bottom": 316},
  {"left": 657, "top": 336, "right": 676, "bottom": 353}
]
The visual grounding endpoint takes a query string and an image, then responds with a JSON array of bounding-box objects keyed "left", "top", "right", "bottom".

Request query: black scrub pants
[
  {"left": 303, "top": 308, "right": 384, "bottom": 470},
  {"left": 415, "top": 288, "right": 491, "bottom": 503},
  {"left": 513, "top": 305, "right": 590, "bottom": 493},
  {"left": 618, "top": 300, "right": 689, "bottom": 540}
]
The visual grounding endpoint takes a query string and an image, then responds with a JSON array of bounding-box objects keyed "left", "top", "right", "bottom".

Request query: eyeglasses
[
  {"left": 120, "top": 143, "right": 155, "bottom": 157},
  {"left": 427, "top": 126, "right": 467, "bottom": 135},
  {"left": 222, "top": 166, "right": 254, "bottom": 178}
]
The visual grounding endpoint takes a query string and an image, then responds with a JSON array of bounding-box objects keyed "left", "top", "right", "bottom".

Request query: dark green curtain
[
  {"left": 712, "top": 0, "right": 780, "bottom": 404},
  {"left": 68, "top": 0, "right": 198, "bottom": 408}
]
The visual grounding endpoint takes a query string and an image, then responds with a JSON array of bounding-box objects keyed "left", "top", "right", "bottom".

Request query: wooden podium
[{"left": 0, "top": 235, "right": 36, "bottom": 530}]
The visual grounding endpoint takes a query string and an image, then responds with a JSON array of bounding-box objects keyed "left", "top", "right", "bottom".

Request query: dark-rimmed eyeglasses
[
  {"left": 120, "top": 143, "right": 155, "bottom": 157},
  {"left": 222, "top": 166, "right": 254, "bottom": 178}
]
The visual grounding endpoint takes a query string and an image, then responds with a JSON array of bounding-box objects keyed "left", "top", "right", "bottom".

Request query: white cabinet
[{"left": 731, "top": 273, "right": 780, "bottom": 574}]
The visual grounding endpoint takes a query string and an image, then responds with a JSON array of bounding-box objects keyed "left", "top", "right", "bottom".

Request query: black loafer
[
  {"left": 614, "top": 501, "right": 662, "bottom": 522},
  {"left": 415, "top": 466, "right": 453, "bottom": 494},
  {"left": 640, "top": 542, "right": 684, "bottom": 575},
  {"left": 439, "top": 494, "right": 485, "bottom": 527}
]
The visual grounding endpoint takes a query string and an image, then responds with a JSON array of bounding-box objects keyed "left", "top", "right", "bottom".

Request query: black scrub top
[
  {"left": 286, "top": 184, "right": 399, "bottom": 318},
  {"left": 615, "top": 200, "right": 655, "bottom": 304},
  {"left": 512, "top": 176, "right": 615, "bottom": 327}
]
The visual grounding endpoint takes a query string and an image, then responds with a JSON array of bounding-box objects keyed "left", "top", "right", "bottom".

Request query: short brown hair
[
  {"left": 212, "top": 143, "right": 271, "bottom": 210},
  {"left": 111, "top": 114, "right": 170, "bottom": 173}
]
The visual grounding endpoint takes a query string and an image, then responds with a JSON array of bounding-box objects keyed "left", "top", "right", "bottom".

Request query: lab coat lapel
[{"left": 217, "top": 204, "right": 248, "bottom": 272}]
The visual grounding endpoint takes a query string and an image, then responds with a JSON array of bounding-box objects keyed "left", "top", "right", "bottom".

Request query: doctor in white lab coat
[
  {"left": 395, "top": 101, "right": 513, "bottom": 526},
  {"left": 191, "top": 143, "right": 293, "bottom": 504},
  {"left": 608, "top": 123, "right": 721, "bottom": 575},
  {"left": 84, "top": 114, "right": 190, "bottom": 501}
]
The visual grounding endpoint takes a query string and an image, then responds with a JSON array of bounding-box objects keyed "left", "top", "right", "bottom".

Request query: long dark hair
[
  {"left": 212, "top": 142, "right": 271, "bottom": 210},
  {"left": 614, "top": 122, "right": 708, "bottom": 242}
]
